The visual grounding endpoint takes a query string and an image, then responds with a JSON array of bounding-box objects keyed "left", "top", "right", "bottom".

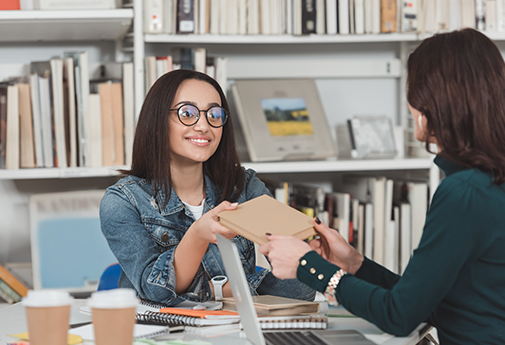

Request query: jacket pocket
[{"left": 142, "top": 217, "right": 184, "bottom": 250}]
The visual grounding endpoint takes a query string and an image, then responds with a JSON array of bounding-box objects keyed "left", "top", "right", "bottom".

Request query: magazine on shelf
[{"left": 230, "top": 79, "right": 337, "bottom": 162}]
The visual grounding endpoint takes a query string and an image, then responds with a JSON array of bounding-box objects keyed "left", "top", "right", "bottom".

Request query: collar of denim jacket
[{"left": 155, "top": 173, "right": 220, "bottom": 216}]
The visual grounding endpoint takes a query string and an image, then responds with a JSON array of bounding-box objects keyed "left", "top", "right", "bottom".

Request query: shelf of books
[
  {"left": 0, "top": 9, "right": 133, "bottom": 42},
  {"left": 144, "top": 33, "right": 419, "bottom": 44}
]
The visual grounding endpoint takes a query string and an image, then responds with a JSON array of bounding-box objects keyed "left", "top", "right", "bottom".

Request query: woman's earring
[{"left": 418, "top": 115, "right": 424, "bottom": 130}]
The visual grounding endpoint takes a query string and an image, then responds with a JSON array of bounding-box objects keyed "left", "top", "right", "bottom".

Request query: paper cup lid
[
  {"left": 22, "top": 290, "right": 74, "bottom": 307},
  {"left": 88, "top": 288, "right": 139, "bottom": 309}
]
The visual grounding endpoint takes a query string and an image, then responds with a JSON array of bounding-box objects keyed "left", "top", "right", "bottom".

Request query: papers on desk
[{"left": 70, "top": 324, "right": 171, "bottom": 340}]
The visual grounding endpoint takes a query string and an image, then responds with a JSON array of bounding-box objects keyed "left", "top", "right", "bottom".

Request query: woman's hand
[
  {"left": 259, "top": 234, "right": 312, "bottom": 279},
  {"left": 187, "top": 201, "right": 239, "bottom": 245},
  {"left": 310, "top": 218, "right": 364, "bottom": 275}
]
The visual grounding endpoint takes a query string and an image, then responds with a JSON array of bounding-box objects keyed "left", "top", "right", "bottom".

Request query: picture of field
[{"left": 260, "top": 97, "right": 314, "bottom": 137}]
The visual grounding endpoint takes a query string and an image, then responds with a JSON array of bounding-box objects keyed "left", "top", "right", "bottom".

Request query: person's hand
[
  {"left": 259, "top": 234, "right": 312, "bottom": 279},
  {"left": 309, "top": 218, "right": 364, "bottom": 274},
  {"left": 187, "top": 201, "right": 238, "bottom": 244}
]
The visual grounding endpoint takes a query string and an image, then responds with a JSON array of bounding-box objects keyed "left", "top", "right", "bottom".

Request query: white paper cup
[
  {"left": 22, "top": 290, "right": 74, "bottom": 345},
  {"left": 88, "top": 288, "right": 139, "bottom": 345}
]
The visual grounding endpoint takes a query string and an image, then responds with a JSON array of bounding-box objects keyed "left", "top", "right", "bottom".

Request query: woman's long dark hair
[
  {"left": 407, "top": 28, "right": 505, "bottom": 184},
  {"left": 120, "top": 69, "right": 244, "bottom": 205}
]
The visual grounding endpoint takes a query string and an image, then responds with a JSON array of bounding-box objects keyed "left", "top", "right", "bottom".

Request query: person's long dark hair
[
  {"left": 407, "top": 28, "right": 505, "bottom": 185},
  {"left": 120, "top": 69, "right": 244, "bottom": 205}
]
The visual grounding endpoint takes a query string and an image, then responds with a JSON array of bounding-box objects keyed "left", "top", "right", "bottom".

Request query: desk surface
[{"left": 0, "top": 300, "right": 426, "bottom": 345}]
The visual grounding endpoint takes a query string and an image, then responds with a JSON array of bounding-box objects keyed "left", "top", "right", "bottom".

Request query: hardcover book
[
  {"left": 222, "top": 295, "right": 320, "bottom": 316},
  {"left": 301, "top": 0, "right": 317, "bottom": 34},
  {"left": 217, "top": 194, "right": 316, "bottom": 245}
]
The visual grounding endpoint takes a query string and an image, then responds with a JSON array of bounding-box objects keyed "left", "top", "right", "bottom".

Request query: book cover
[
  {"left": 0, "top": 0, "right": 20, "bottom": 10},
  {"left": 0, "top": 86, "right": 8, "bottom": 169},
  {"left": 6, "top": 84, "right": 20, "bottom": 170},
  {"left": 29, "top": 74, "right": 44, "bottom": 167},
  {"left": 338, "top": 0, "right": 350, "bottom": 34},
  {"left": 301, "top": 0, "right": 317, "bottom": 34},
  {"left": 0, "top": 277, "right": 22, "bottom": 303},
  {"left": 110, "top": 82, "right": 124, "bottom": 166},
  {"left": 88, "top": 93, "right": 103, "bottom": 167},
  {"left": 326, "top": 0, "right": 338, "bottom": 34},
  {"left": 217, "top": 195, "right": 316, "bottom": 245},
  {"left": 401, "top": 0, "right": 418, "bottom": 32},
  {"left": 177, "top": 0, "right": 195, "bottom": 33},
  {"left": 123, "top": 62, "right": 134, "bottom": 167},
  {"left": 62, "top": 57, "right": 77, "bottom": 168},
  {"left": 316, "top": 0, "right": 326, "bottom": 34},
  {"left": 380, "top": 0, "right": 396, "bottom": 32},
  {"left": 50, "top": 58, "right": 67, "bottom": 168},
  {"left": 17, "top": 83, "right": 35, "bottom": 168},
  {"left": 0, "top": 264, "right": 28, "bottom": 297},
  {"left": 354, "top": 0, "right": 365, "bottom": 34},
  {"left": 144, "top": 0, "right": 164, "bottom": 34},
  {"left": 99, "top": 82, "right": 114, "bottom": 166},
  {"left": 222, "top": 295, "right": 320, "bottom": 316},
  {"left": 64, "top": 51, "right": 90, "bottom": 167}
]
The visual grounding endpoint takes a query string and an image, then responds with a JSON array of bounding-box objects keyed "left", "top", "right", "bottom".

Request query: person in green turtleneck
[{"left": 259, "top": 28, "right": 505, "bottom": 345}]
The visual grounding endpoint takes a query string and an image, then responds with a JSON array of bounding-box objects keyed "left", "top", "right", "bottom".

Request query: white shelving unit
[
  {"left": 0, "top": 9, "right": 133, "bottom": 42},
  {"left": 144, "top": 33, "right": 419, "bottom": 44},
  {"left": 14, "top": 5, "right": 505, "bottom": 263}
]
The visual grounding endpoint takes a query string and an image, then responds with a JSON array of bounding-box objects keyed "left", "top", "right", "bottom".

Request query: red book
[{"left": 0, "top": 0, "right": 20, "bottom": 10}]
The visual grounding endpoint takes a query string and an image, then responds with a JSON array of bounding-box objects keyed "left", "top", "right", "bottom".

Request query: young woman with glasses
[{"left": 100, "top": 69, "right": 315, "bottom": 306}]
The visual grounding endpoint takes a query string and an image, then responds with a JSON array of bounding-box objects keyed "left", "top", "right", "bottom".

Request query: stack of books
[
  {"left": 0, "top": 263, "right": 29, "bottom": 304},
  {"left": 0, "top": 55, "right": 135, "bottom": 170}
]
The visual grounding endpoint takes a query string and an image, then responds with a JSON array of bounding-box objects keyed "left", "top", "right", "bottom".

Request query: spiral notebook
[{"left": 134, "top": 298, "right": 326, "bottom": 329}]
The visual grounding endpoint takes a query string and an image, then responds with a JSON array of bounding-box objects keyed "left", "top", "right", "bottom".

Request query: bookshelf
[
  {"left": 0, "top": 7, "right": 134, "bottom": 266},
  {"left": 6, "top": 2, "right": 504, "bottom": 266}
]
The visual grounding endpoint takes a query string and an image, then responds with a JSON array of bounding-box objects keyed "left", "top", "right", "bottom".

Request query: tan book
[
  {"left": 17, "top": 83, "right": 36, "bottom": 168},
  {"left": 380, "top": 0, "right": 397, "bottom": 32},
  {"left": 110, "top": 82, "right": 124, "bottom": 166},
  {"left": 99, "top": 82, "right": 113, "bottom": 166},
  {"left": 217, "top": 194, "right": 316, "bottom": 245},
  {"left": 222, "top": 295, "right": 320, "bottom": 317}
]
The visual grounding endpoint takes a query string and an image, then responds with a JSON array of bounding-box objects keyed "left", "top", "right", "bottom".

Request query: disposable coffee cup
[
  {"left": 88, "top": 288, "right": 139, "bottom": 345},
  {"left": 22, "top": 290, "right": 74, "bottom": 345}
]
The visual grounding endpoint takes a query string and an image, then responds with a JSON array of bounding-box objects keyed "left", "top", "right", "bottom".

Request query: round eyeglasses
[{"left": 170, "top": 104, "right": 229, "bottom": 128}]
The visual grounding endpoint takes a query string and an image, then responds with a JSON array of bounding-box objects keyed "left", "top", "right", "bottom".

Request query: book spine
[
  {"left": 0, "top": 278, "right": 22, "bottom": 303},
  {"left": 177, "top": 0, "right": 195, "bottom": 33},
  {"left": 475, "top": 0, "right": 485, "bottom": 30},
  {"left": 380, "top": 0, "right": 397, "bottom": 32},
  {"left": 144, "top": 0, "right": 164, "bottom": 33},
  {"left": 302, "top": 0, "right": 317, "bottom": 34},
  {"left": 0, "top": 264, "right": 28, "bottom": 297},
  {"left": 0, "top": 286, "right": 14, "bottom": 304}
]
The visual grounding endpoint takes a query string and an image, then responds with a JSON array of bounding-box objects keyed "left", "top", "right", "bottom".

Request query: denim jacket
[{"left": 100, "top": 168, "right": 315, "bottom": 306}]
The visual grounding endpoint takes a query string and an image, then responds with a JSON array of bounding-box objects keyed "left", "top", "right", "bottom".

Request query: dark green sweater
[{"left": 297, "top": 156, "right": 505, "bottom": 344}]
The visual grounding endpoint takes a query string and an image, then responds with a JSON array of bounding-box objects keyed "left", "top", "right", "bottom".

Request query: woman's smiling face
[{"left": 168, "top": 79, "right": 223, "bottom": 166}]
